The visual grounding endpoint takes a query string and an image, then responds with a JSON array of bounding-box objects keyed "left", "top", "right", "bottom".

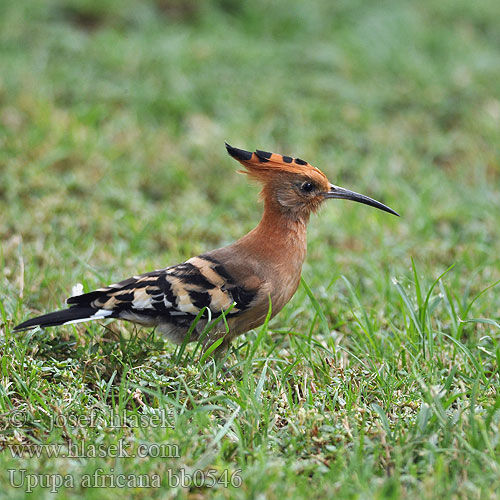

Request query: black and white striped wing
[{"left": 65, "top": 255, "right": 259, "bottom": 328}]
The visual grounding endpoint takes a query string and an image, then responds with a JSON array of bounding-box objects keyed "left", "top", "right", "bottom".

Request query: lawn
[{"left": 1, "top": 0, "right": 500, "bottom": 498}]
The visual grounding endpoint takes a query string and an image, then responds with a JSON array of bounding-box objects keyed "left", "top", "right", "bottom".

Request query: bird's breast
[{"left": 267, "top": 257, "right": 303, "bottom": 314}]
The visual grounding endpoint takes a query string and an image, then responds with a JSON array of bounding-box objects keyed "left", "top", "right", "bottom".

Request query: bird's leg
[{"left": 201, "top": 329, "right": 230, "bottom": 358}]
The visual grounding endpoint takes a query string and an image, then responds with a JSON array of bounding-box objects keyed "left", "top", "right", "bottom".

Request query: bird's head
[{"left": 225, "top": 143, "right": 399, "bottom": 221}]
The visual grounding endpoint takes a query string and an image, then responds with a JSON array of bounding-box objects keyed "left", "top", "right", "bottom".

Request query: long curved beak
[{"left": 323, "top": 184, "right": 399, "bottom": 216}]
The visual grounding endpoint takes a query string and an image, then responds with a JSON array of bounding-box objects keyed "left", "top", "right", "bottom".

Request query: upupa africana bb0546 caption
[{"left": 14, "top": 143, "right": 399, "bottom": 353}]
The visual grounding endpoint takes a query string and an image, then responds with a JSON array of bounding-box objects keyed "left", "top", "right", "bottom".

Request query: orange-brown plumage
[{"left": 14, "top": 143, "right": 398, "bottom": 356}]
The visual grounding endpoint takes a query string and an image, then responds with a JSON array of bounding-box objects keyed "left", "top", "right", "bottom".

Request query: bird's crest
[{"left": 225, "top": 142, "right": 329, "bottom": 185}]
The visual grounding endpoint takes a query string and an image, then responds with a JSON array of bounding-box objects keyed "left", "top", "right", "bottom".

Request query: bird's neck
[{"left": 236, "top": 197, "right": 309, "bottom": 267}]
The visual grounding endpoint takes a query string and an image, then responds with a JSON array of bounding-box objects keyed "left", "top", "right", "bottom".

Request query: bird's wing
[{"left": 65, "top": 255, "right": 262, "bottom": 326}]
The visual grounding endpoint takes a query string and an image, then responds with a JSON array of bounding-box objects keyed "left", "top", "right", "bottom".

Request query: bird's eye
[{"left": 300, "top": 181, "right": 315, "bottom": 193}]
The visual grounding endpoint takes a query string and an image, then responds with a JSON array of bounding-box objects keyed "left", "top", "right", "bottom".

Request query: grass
[{"left": 0, "top": 0, "right": 500, "bottom": 497}]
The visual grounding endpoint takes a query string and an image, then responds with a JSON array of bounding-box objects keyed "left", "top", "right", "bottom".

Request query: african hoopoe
[{"left": 14, "top": 144, "right": 398, "bottom": 353}]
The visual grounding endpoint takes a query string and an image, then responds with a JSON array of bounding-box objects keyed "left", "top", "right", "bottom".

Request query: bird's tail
[{"left": 13, "top": 306, "right": 110, "bottom": 332}]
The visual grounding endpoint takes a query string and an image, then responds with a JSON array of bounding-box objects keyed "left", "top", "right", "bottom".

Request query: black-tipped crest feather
[{"left": 225, "top": 142, "right": 252, "bottom": 161}]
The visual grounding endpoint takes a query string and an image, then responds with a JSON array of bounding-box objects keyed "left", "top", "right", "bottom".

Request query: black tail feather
[{"left": 13, "top": 307, "right": 98, "bottom": 332}]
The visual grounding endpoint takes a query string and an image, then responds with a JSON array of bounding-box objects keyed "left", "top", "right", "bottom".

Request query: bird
[{"left": 13, "top": 143, "right": 399, "bottom": 354}]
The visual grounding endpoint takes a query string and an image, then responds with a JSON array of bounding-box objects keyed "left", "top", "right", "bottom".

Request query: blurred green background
[
  {"left": 1, "top": 0, "right": 499, "bottom": 293},
  {"left": 1, "top": 0, "right": 500, "bottom": 498}
]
